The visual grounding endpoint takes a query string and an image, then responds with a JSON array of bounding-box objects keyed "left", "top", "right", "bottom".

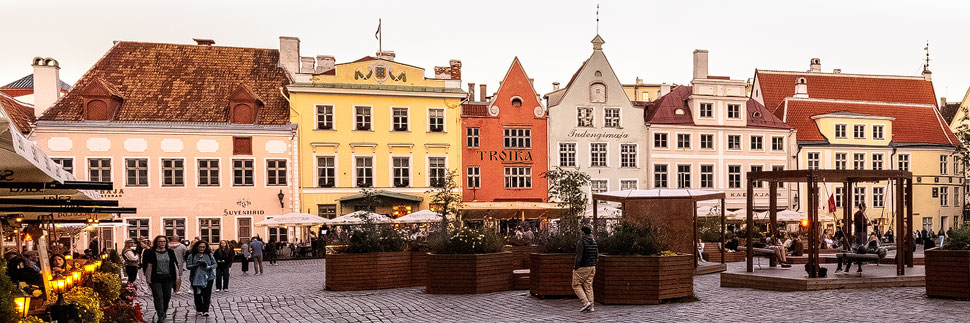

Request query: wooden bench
[
  {"left": 835, "top": 248, "right": 888, "bottom": 274},
  {"left": 738, "top": 247, "right": 778, "bottom": 267}
]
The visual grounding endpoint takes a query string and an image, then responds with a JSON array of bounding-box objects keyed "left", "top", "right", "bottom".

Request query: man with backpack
[{"left": 573, "top": 227, "right": 598, "bottom": 313}]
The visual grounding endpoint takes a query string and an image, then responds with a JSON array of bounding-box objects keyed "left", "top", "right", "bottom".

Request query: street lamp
[
  {"left": 14, "top": 296, "right": 30, "bottom": 318},
  {"left": 277, "top": 190, "right": 285, "bottom": 208}
]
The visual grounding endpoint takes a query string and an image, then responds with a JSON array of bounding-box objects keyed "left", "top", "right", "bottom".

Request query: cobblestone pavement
[{"left": 136, "top": 259, "right": 970, "bottom": 323}]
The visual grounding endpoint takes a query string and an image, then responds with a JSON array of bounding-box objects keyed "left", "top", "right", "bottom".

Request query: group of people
[{"left": 916, "top": 227, "right": 953, "bottom": 249}]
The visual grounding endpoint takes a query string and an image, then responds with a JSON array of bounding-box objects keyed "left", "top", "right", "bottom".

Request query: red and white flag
[{"left": 827, "top": 194, "right": 836, "bottom": 213}]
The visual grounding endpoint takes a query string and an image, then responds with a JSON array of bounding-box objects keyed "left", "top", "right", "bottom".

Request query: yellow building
[
  {"left": 621, "top": 77, "right": 662, "bottom": 102},
  {"left": 280, "top": 38, "right": 466, "bottom": 218}
]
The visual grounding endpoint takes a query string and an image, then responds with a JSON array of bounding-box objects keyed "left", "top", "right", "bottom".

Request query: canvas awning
[
  {"left": 461, "top": 201, "right": 566, "bottom": 220},
  {"left": 336, "top": 190, "right": 423, "bottom": 203},
  {"left": 256, "top": 212, "right": 329, "bottom": 227},
  {"left": 328, "top": 211, "right": 392, "bottom": 225}
]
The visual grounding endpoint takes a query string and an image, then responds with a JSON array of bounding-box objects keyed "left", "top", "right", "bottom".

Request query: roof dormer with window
[
  {"left": 80, "top": 78, "right": 123, "bottom": 121},
  {"left": 228, "top": 84, "right": 264, "bottom": 124}
]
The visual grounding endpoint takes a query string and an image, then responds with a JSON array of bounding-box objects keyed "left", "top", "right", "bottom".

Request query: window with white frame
[
  {"left": 591, "top": 180, "right": 608, "bottom": 194},
  {"left": 873, "top": 187, "right": 885, "bottom": 208},
  {"left": 161, "top": 158, "right": 184, "bottom": 187},
  {"left": 853, "top": 187, "right": 866, "bottom": 209},
  {"left": 699, "top": 103, "right": 713, "bottom": 118},
  {"left": 853, "top": 153, "right": 865, "bottom": 170},
  {"left": 429, "top": 157, "right": 447, "bottom": 187},
  {"left": 727, "top": 135, "right": 741, "bottom": 150},
  {"left": 317, "top": 156, "right": 335, "bottom": 187},
  {"left": 88, "top": 158, "right": 111, "bottom": 182},
  {"left": 198, "top": 159, "right": 219, "bottom": 186},
  {"left": 750, "top": 165, "right": 763, "bottom": 188},
  {"left": 700, "top": 134, "right": 714, "bottom": 149},
  {"left": 835, "top": 153, "right": 847, "bottom": 170},
  {"left": 466, "top": 128, "right": 480, "bottom": 148},
  {"left": 955, "top": 187, "right": 960, "bottom": 207},
  {"left": 577, "top": 107, "right": 593, "bottom": 127},
  {"left": 772, "top": 165, "right": 785, "bottom": 188},
  {"left": 677, "top": 134, "right": 691, "bottom": 149},
  {"left": 620, "top": 144, "right": 637, "bottom": 168},
  {"left": 233, "top": 159, "right": 254, "bottom": 186},
  {"left": 126, "top": 158, "right": 148, "bottom": 187},
  {"left": 266, "top": 159, "right": 287, "bottom": 186},
  {"left": 654, "top": 165, "right": 668, "bottom": 188},
  {"left": 700, "top": 165, "right": 714, "bottom": 188},
  {"left": 898, "top": 154, "right": 910, "bottom": 171},
  {"left": 620, "top": 180, "right": 638, "bottom": 190},
  {"left": 504, "top": 128, "right": 531, "bottom": 148},
  {"left": 590, "top": 143, "right": 607, "bottom": 167},
  {"left": 466, "top": 167, "right": 480, "bottom": 188},
  {"left": 604, "top": 108, "right": 620, "bottom": 128},
  {"left": 355, "top": 157, "right": 373, "bottom": 187},
  {"left": 559, "top": 143, "right": 576, "bottom": 167},
  {"left": 164, "top": 219, "right": 186, "bottom": 238},
  {"left": 750, "top": 136, "right": 763, "bottom": 150},
  {"left": 355, "top": 106, "right": 372, "bottom": 131},
  {"left": 199, "top": 218, "right": 221, "bottom": 244},
  {"left": 853, "top": 124, "right": 865, "bottom": 139},
  {"left": 654, "top": 133, "right": 668, "bottom": 148},
  {"left": 835, "top": 187, "right": 844, "bottom": 208},
  {"left": 429, "top": 109, "right": 445, "bottom": 132},
  {"left": 871, "top": 153, "right": 884, "bottom": 170},
  {"left": 728, "top": 165, "right": 741, "bottom": 188},
  {"left": 807, "top": 152, "right": 820, "bottom": 170},
  {"left": 268, "top": 225, "right": 288, "bottom": 244},
  {"left": 316, "top": 105, "right": 334, "bottom": 130},
  {"left": 941, "top": 155, "right": 948, "bottom": 175},
  {"left": 127, "top": 219, "right": 149, "bottom": 240},
  {"left": 873, "top": 125, "right": 884, "bottom": 140},
  {"left": 940, "top": 187, "right": 949, "bottom": 206},
  {"left": 392, "top": 157, "right": 410, "bottom": 187},
  {"left": 504, "top": 167, "right": 532, "bottom": 188},
  {"left": 727, "top": 104, "right": 741, "bottom": 119},
  {"left": 392, "top": 107, "right": 409, "bottom": 131},
  {"left": 677, "top": 165, "right": 691, "bottom": 188},
  {"left": 53, "top": 158, "right": 74, "bottom": 175},
  {"left": 954, "top": 157, "right": 961, "bottom": 175},
  {"left": 771, "top": 137, "right": 784, "bottom": 151},
  {"left": 835, "top": 124, "right": 847, "bottom": 139}
]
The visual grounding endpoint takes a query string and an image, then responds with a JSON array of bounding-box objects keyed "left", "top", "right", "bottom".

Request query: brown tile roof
[
  {"left": 39, "top": 41, "right": 291, "bottom": 124},
  {"left": 780, "top": 98, "right": 957, "bottom": 145},
  {"left": 756, "top": 70, "right": 937, "bottom": 114},
  {"left": 0, "top": 92, "right": 34, "bottom": 134},
  {"left": 646, "top": 85, "right": 789, "bottom": 129},
  {"left": 939, "top": 102, "right": 961, "bottom": 124}
]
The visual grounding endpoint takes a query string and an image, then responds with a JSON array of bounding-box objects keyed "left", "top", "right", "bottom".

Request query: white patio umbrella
[
  {"left": 255, "top": 212, "right": 329, "bottom": 227},
  {"left": 583, "top": 204, "right": 622, "bottom": 219},
  {"left": 394, "top": 210, "right": 450, "bottom": 224},
  {"left": 328, "top": 211, "right": 392, "bottom": 225}
]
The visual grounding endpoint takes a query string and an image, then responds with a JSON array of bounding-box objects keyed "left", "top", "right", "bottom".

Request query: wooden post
[
  {"left": 905, "top": 178, "right": 914, "bottom": 267},
  {"left": 769, "top": 182, "right": 778, "bottom": 239},
  {"left": 692, "top": 200, "right": 698, "bottom": 268},
  {"left": 844, "top": 181, "right": 853, "bottom": 246},
  {"left": 808, "top": 176, "right": 818, "bottom": 278},
  {"left": 895, "top": 177, "right": 905, "bottom": 275},
  {"left": 592, "top": 197, "right": 599, "bottom": 233},
  {"left": 746, "top": 178, "right": 754, "bottom": 273},
  {"left": 720, "top": 197, "right": 726, "bottom": 265}
]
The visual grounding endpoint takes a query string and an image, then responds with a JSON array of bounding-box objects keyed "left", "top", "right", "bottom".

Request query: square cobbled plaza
[{"left": 133, "top": 258, "right": 970, "bottom": 323}]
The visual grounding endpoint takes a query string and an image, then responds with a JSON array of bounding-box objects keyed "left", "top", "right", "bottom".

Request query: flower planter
[
  {"left": 426, "top": 252, "right": 513, "bottom": 294},
  {"left": 409, "top": 251, "right": 429, "bottom": 287},
  {"left": 594, "top": 254, "right": 694, "bottom": 305},
  {"left": 925, "top": 248, "right": 970, "bottom": 300},
  {"left": 503, "top": 245, "right": 540, "bottom": 269},
  {"left": 529, "top": 253, "right": 575, "bottom": 297},
  {"left": 325, "top": 251, "right": 411, "bottom": 291}
]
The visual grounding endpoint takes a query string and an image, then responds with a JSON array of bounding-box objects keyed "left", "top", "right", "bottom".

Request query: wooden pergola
[
  {"left": 592, "top": 189, "right": 727, "bottom": 267},
  {"left": 745, "top": 170, "right": 914, "bottom": 278}
]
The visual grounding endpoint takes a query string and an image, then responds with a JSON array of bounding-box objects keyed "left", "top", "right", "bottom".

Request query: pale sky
[{"left": 3, "top": 0, "right": 969, "bottom": 101}]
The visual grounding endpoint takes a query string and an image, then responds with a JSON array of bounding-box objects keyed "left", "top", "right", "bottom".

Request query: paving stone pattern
[{"left": 136, "top": 259, "right": 969, "bottom": 322}]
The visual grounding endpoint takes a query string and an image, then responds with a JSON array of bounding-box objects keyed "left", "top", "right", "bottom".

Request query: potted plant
[
  {"left": 594, "top": 221, "right": 694, "bottom": 305},
  {"left": 530, "top": 167, "right": 590, "bottom": 297},
  {"left": 426, "top": 227, "right": 511, "bottom": 294},
  {"left": 325, "top": 188, "right": 411, "bottom": 291},
  {"left": 925, "top": 226, "right": 970, "bottom": 300}
]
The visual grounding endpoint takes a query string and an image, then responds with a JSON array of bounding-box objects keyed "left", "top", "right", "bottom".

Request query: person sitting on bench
[
  {"left": 767, "top": 235, "right": 791, "bottom": 268},
  {"left": 836, "top": 233, "right": 880, "bottom": 273}
]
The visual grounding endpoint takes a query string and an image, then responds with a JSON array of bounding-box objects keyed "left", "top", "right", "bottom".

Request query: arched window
[
  {"left": 85, "top": 100, "right": 110, "bottom": 120},
  {"left": 511, "top": 97, "right": 523, "bottom": 107},
  {"left": 590, "top": 83, "right": 606, "bottom": 103},
  {"left": 594, "top": 71, "right": 603, "bottom": 77},
  {"left": 231, "top": 104, "right": 255, "bottom": 124}
]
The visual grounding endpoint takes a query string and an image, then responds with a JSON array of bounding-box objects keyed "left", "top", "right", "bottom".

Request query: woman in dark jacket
[
  {"left": 214, "top": 240, "right": 234, "bottom": 292},
  {"left": 142, "top": 235, "right": 181, "bottom": 323},
  {"left": 266, "top": 239, "right": 278, "bottom": 265}
]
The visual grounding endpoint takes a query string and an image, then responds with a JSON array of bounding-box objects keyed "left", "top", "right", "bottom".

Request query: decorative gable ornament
[
  {"left": 488, "top": 105, "right": 499, "bottom": 117},
  {"left": 533, "top": 106, "right": 544, "bottom": 118}
]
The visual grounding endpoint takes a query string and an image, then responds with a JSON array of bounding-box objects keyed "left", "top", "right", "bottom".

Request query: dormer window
[
  {"left": 590, "top": 83, "right": 606, "bottom": 103},
  {"left": 228, "top": 84, "right": 264, "bottom": 124},
  {"left": 80, "top": 78, "right": 123, "bottom": 121}
]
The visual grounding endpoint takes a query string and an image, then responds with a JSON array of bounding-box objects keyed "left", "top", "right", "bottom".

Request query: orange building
[{"left": 461, "top": 58, "right": 549, "bottom": 212}]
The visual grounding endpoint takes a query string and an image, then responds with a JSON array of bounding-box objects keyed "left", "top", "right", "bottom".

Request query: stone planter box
[
  {"left": 594, "top": 254, "right": 694, "bottom": 305},
  {"left": 925, "top": 248, "right": 970, "bottom": 300},
  {"left": 426, "top": 252, "right": 513, "bottom": 294},
  {"left": 503, "top": 245, "right": 540, "bottom": 269},
  {"left": 409, "top": 251, "right": 429, "bottom": 287},
  {"left": 529, "top": 253, "right": 575, "bottom": 297},
  {"left": 325, "top": 251, "right": 411, "bottom": 291}
]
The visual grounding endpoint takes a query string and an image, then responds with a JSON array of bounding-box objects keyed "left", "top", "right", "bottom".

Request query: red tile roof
[
  {"left": 0, "top": 92, "right": 34, "bottom": 134},
  {"left": 756, "top": 70, "right": 937, "bottom": 114},
  {"left": 780, "top": 98, "right": 957, "bottom": 145},
  {"left": 39, "top": 41, "right": 291, "bottom": 124},
  {"left": 646, "top": 85, "right": 789, "bottom": 129}
]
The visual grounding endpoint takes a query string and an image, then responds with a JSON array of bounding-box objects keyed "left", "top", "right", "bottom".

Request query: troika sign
[{"left": 475, "top": 150, "right": 533, "bottom": 162}]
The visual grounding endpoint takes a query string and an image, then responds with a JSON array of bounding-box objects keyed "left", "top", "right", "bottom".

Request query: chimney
[
  {"left": 279, "top": 36, "right": 301, "bottom": 76},
  {"left": 692, "top": 49, "right": 709, "bottom": 80},
  {"left": 660, "top": 83, "right": 671, "bottom": 97},
  {"left": 300, "top": 57, "right": 315, "bottom": 73},
  {"left": 31, "top": 57, "right": 61, "bottom": 118},
  {"left": 809, "top": 58, "right": 821, "bottom": 73},
  {"left": 193, "top": 38, "right": 215, "bottom": 46},
  {"left": 467, "top": 83, "right": 476, "bottom": 101},
  {"left": 941, "top": 97, "right": 947, "bottom": 107},
  {"left": 922, "top": 67, "right": 933, "bottom": 81},
  {"left": 376, "top": 51, "right": 396, "bottom": 61},
  {"left": 315, "top": 55, "right": 335, "bottom": 73},
  {"left": 529, "top": 78, "right": 534, "bottom": 86},
  {"left": 552, "top": 82, "right": 560, "bottom": 91},
  {"left": 636, "top": 77, "right": 643, "bottom": 85},
  {"left": 833, "top": 69, "right": 841, "bottom": 74},
  {"left": 794, "top": 77, "right": 809, "bottom": 98},
  {"left": 479, "top": 84, "right": 487, "bottom": 102}
]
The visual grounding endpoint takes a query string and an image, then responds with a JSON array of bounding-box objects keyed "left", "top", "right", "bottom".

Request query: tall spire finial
[
  {"left": 924, "top": 40, "right": 930, "bottom": 70},
  {"left": 596, "top": 4, "right": 600, "bottom": 34}
]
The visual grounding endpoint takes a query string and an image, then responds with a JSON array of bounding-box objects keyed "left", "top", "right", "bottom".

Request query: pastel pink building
[{"left": 31, "top": 39, "right": 298, "bottom": 249}]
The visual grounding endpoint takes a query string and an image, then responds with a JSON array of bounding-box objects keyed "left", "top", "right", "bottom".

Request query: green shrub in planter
[
  {"left": 597, "top": 221, "right": 668, "bottom": 256},
  {"left": 943, "top": 226, "right": 970, "bottom": 251},
  {"left": 345, "top": 224, "right": 406, "bottom": 253},
  {"left": 429, "top": 227, "right": 504, "bottom": 254}
]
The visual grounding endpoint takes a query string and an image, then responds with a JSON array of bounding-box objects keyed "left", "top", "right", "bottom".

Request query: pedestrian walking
[
  {"left": 214, "top": 240, "right": 234, "bottom": 292},
  {"left": 573, "top": 226, "right": 598, "bottom": 313},
  {"left": 142, "top": 235, "right": 181, "bottom": 323},
  {"left": 266, "top": 239, "right": 277, "bottom": 265},
  {"left": 123, "top": 240, "right": 140, "bottom": 284},
  {"left": 186, "top": 240, "right": 217, "bottom": 317},
  {"left": 250, "top": 237, "right": 265, "bottom": 275},
  {"left": 168, "top": 235, "right": 188, "bottom": 294},
  {"left": 240, "top": 240, "right": 251, "bottom": 275}
]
